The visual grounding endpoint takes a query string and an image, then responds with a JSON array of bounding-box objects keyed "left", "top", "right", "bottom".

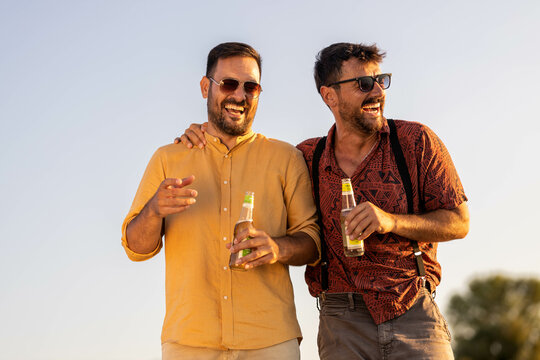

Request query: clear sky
[{"left": 1, "top": 1, "right": 539, "bottom": 359}]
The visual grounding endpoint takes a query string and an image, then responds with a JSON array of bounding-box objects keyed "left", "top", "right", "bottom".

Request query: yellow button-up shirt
[{"left": 121, "top": 130, "right": 320, "bottom": 350}]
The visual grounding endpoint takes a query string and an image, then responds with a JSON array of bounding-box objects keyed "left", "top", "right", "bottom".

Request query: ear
[
  {"left": 320, "top": 85, "right": 338, "bottom": 109},
  {"left": 200, "top": 76, "right": 210, "bottom": 99}
]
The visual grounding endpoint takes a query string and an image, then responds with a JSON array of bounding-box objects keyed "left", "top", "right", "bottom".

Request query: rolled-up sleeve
[
  {"left": 283, "top": 148, "right": 321, "bottom": 265},
  {"left": 416, "top": 126, "right": 468, "bottom": 212},
  {"left": 121, "top": 148, "right": 166, "bottom": 261}
]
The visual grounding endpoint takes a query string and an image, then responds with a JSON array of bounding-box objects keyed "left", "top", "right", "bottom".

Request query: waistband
[
  {"left": 316, "top": 280, "right": 434, "bottom": 310},
  {"left": 316, "top": 292, "right": 366, "bottom": 311}
]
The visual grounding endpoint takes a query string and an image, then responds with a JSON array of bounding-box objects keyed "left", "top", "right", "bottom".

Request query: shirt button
[
  {"left": 223, "top": 237, "right": 227, "bottom": 241},
  {"left": 224, "top": 208, "right": 228, "bottom": 212},
  {"left": 224, "top": 154, "right": 229, "bottom": 158},
  {"left": 224, "top": 180, "right": 228, "bottom": 184},
  {"left": 223, "top": 296, "right": 228, "bottom": 300},
  {"left": 214, "top": 138, "right": 218, "bottom": 142},
  {"left": 223, "top": 266, "right": 227, "bottom": 270}
]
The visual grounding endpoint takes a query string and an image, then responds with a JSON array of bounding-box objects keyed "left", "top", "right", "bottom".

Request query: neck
[
  {"left": 334, "top": 121, "right": 378, "bottom": 154},
  {"left": 334, "top": 121, "right": 380, "bottom": 177},
  {"left": 206, "top": 122, "right": 240, "bottom": 150}
]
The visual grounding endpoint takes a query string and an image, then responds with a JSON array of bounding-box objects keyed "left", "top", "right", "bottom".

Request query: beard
[
  {"left": 338, "top": 96, "right": 385, "bottom": 135},
  {"left": 207, "top": 97, "right": 255, "bottom": 137}
]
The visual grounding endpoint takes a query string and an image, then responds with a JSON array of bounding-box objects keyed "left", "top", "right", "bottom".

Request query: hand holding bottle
[
  {"left": 228, "top": 227, "right": 280, "bottom": 270},
  {"left": 343, "top": 201, "right": 396, "bottom": 241}
]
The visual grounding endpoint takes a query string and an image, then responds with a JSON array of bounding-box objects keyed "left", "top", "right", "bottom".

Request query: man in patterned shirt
[
  {"left": 178, "top": 42, "right": 470, "bottom": 359},
  {"left": 296, "top": 42, "right": 469, "bottom": 359}
]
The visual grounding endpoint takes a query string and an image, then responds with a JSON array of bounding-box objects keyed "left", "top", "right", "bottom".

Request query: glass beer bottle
[
  {"left": 340, "top": 178, "right": 365, "bottom": 257},
  {"left": 229, "top": 191, "right": 255, "bottom": 271}
]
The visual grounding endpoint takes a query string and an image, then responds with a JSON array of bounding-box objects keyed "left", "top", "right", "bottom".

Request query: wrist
[
  {"left": 143, "top": 201, "right": 163, "bottom": 220},
  {"left": 274, "top": 237, "right": 287, "bottom": 263},
  {"left": 387, "top": 213, "right": 398, "bottom": 234}
]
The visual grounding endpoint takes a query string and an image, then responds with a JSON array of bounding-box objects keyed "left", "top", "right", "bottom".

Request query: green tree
[{"left": 447, "top": 274, "right": 540, "bottom": 360}]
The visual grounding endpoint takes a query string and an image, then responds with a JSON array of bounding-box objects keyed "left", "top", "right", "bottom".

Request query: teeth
[
  {"left": 363, "top": 103, "right": 380, "bottom": 109},
  {"left": 225, "top": 104, "right": 244, "bottom": 111}
]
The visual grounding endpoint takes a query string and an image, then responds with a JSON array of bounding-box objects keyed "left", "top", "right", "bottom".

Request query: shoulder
[
  {"left": 296, "top": 137, "right": 323, "bottom": 159},
  {"left": 392, "top": 119, "right": 428, "bottom": 137},
  {"left": 253, "top": 134, "right": 304, "bottom": 157},
  {"left": 391, "top": 119, "right": 439, "bottom": 146},
  {"left": 149, "top": 142, "right": 192, "bottom": 163},
  {"left": 391, "top": 120, "right": 452, "bottom": 166},
  {"left": 155, "top": 142, "right": 190, "bottom": 155}
]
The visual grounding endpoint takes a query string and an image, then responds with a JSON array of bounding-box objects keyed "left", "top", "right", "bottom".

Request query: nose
[
  {"left": 371, "top": 80, "right": 385, "bottom": 97},
  {"left": 231, "top": 83, "right": 248, "bottom": 101}
]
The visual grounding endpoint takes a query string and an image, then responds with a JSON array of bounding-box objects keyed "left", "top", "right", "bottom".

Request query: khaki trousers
[
  {"left": 317, "top": 288, "right": 454, "bottom": 360},
  {"left": 162, "top": 338, "right": 300, "bottom": 360}
]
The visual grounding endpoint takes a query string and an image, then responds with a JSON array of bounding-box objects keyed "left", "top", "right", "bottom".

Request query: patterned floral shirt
[{"left": 297, "top": 119, "right": 467, "bottom": 324}]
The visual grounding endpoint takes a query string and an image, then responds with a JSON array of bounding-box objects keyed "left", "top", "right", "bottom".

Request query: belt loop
[
  {"left": 347, "top": 293, "right": 354, "bottom": 311},
  {"left": 316, "top": 292, "right": 326, "bottom": 311}
]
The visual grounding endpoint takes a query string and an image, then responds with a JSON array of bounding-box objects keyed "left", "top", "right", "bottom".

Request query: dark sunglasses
[
  {"left": 209, "top": 77, "right": 262, "bottom": 98},
  {"left": 327, "top": 73, "right": 392, "bottom": 92}
]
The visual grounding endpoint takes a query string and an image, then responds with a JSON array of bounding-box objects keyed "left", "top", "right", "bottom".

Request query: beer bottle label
[
  {"left": 237, "top": 237, "right": 252, "bottom": 259},
  {"left": 342, "top": 182, "right": 353, "bottom": 195},
  {"left": 240, "top": 248, "right": 252, "bottom": 257},
  {"left": 348, "top": 238, "right": 363, "bottom": 246}
]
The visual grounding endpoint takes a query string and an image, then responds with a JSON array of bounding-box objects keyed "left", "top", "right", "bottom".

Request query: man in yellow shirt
[{"left": 121, "top": 42, "right": 320, "bottom": 360}]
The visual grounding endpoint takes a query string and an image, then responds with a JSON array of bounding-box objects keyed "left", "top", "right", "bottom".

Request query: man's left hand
[{"left": 228, "top": 227, "right": 280, "bottom": 269}]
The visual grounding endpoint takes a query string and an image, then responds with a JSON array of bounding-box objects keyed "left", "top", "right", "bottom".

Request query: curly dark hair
[{"left": 314, "top": 42, "right": 386, "bottom": 93}]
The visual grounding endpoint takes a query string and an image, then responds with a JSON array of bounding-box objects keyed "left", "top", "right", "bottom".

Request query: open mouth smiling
[
  {"left": 362, "top": 102, "right": 381, "bottom": 114},
  {"left": 225, "top": 103, "right": 245, "bottom": 116}
]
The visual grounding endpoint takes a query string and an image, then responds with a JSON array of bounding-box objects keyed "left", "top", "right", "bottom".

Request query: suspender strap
[
  {"left": 387, "top": 119, "right": 426, "bottom": 277},
  {"left": 312, "top": 136, "right": 328, "bottom": 292}
]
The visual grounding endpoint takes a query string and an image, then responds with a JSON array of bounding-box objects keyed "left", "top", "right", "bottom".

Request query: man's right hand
[
  {"left": 174, "top": 123, "right": 208, "bottom": 149},
  {"left": 147, "top": 176, "right": 198, "bottom": 218},
  {"left": 126, "top": 175, "right": 197, "bottom": 254}
]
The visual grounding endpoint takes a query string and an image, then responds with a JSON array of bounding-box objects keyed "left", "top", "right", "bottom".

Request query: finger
[
  {"left": 179, "top": 134, "right": 193, "bottom": 148},
  {"left": 234, "top": 244, "right": 272, "bottom": 264},
  {"left": 234, "top": 246, "right": 264, "bottom": 263},
  {"left": 158, "top": 196, "right": 197, "bottom": 207},
  {"left": 230, "top": 235, "right": 261, "bottom": 252},
  {"left": 165, "top": 187, "right": 198, "bottom": 198},
  {"left": 345, "top": 210, "right": 369, "bottom": 236},
  {"left": 164, "top": 175, "right": 195, "bottom": 189},
  {"left": 349, "top": 218, "right": 369, "bottom": 239},
  {"left": 244, "top": 253, "right": 277, "bottom": 269},
  {"left": 201, "top": 122, "right": 208, "bottom": 132},
  {"left": 344, "top": 202, "right": 369, "bottom": 225},
  {"left": 160, "top": 178, "right": 183, "bottom": 189},
  {"left": 356, "top": 223, "right": 377, "bottom": 241},
  {"left": 186, "top": 125, "right": 206, "bottom": 148},
  {"left": 233, "top": 227, "right": 259, "bottom": 244},
  {"left": 185, "top": 129, "right": 205, "bottom": 149}
]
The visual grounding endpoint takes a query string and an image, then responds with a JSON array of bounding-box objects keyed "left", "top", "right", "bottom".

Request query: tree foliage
[{"left": 447, "top": 274, "right": 540, "bottom": 360}]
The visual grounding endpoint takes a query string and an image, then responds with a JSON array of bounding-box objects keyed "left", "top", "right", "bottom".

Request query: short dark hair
[
  {"left": 206, "top": 42, "right": 262, "bottom": 78},
  {"left": 314, "top": 43, "right": 386, "bottom": 93}
]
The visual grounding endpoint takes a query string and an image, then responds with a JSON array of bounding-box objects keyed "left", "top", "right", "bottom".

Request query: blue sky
[{"left": 1, "top": 1, "right": 539, "bottom": 359}]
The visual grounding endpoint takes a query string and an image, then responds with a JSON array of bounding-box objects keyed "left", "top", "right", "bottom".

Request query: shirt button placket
[{"left": 220, "top": 150, "right": 233, "bottom": 345}]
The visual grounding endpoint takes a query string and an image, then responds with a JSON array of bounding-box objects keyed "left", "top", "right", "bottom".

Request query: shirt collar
[{"left": 204, "top": 129, "right": 256, "bottom": 154}]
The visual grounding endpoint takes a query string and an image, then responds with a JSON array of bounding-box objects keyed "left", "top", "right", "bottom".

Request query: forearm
[
  {"left": 391, "top": 203, "right": 469, "bottom": 242},
  {"left": 126, "top": 205, "right": 163, "bottom": 254},
  {"left": 275, "top": 231, "right": 319, "bottom": 266}
]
